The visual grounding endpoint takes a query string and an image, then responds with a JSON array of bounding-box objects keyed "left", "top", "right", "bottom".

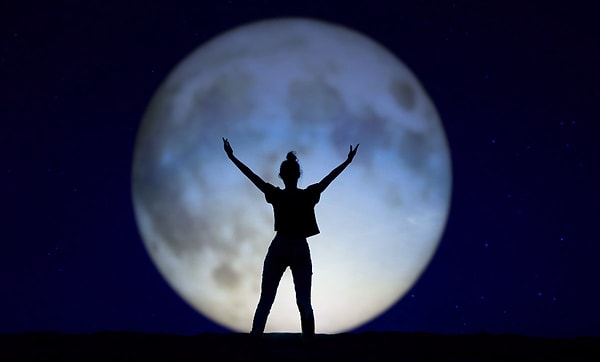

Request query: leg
[
  {"left": 251, "top": 246, "right": 286, "bottom": 336},
  {"left": 290, "top": 241, "right": 314, "bottom": 339}
]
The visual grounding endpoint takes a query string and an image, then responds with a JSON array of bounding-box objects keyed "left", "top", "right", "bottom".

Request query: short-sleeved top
[{"left": 264, "top": 183, "right": 322, "bottom": 238}]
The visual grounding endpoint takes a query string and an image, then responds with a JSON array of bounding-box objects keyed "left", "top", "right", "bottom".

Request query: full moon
[{"left": 132, "top": 18, "right": 452, "bottom": 334}]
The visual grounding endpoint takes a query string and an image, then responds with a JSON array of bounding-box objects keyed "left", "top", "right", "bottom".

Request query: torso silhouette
[{"left": 264, "top": 184, "right": 321, "bottom": 238}]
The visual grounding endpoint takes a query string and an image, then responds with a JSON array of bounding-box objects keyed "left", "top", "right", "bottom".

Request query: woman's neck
[{"left": 283, "top": 181, "right": 298, "bottom": 190}]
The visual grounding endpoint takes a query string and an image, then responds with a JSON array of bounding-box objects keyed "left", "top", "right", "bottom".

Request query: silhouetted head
[{"left": 279, "top": 151, "right": 301, "bottom": 185}]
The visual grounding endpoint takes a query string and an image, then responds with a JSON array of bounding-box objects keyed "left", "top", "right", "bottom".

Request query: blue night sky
[{"left": 2, "top": 1, "right": 599, "bottom": 338}]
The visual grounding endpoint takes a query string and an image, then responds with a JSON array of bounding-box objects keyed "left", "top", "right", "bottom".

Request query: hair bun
[{"left": 286, "top": 151, "right": 297, "bottom": 162}]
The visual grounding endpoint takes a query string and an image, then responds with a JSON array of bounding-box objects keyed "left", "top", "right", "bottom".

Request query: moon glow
[{"left": 132, "top": 18, "right": 452, "bottom": 333}]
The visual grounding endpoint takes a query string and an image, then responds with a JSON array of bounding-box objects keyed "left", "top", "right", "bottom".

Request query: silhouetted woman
[{"left": 222, "top": 138, "right": 358, "bottom": 339}]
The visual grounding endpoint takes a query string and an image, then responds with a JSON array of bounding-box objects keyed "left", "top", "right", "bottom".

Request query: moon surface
[{"left": 132, "top": 18, "right": 452, "bottom": 334}]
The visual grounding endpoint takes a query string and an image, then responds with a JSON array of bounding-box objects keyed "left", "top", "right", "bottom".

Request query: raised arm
[
  {"left": 316, "top": 144, "right": 359, "bottom": 193},
  {"left": 223, "top": 138, "right": 269, "bottom": 193}
]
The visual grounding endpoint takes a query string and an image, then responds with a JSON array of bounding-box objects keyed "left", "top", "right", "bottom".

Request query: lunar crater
[
  {"left": 213, "top": 262, "right": 242, "bottom": 289},
  {"left": 191, "top": 71, "right": 257, "bottom": 124},
  {"left": 287, "top": 78, "right": 346, "bottom": 126},
  {"left": 390, "top": 79, "right": 417, "bottom": 111}
]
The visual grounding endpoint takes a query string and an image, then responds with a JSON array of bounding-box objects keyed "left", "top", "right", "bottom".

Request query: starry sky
[{"left": 2, "top": 1, "right": 599, "bottom": 338}]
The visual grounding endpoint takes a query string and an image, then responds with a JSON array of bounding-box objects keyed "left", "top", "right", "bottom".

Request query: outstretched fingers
[
  {"left": 348, "top": 143, "right": 359, "bottom": 161},
  {"left": 223, "top": 137, "right": 233, "bottom": 156}
]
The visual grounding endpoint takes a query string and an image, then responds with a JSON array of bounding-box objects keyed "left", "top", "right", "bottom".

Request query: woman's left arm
[{"left": 316, "top": 144, "right": 359, "bottom": 193}]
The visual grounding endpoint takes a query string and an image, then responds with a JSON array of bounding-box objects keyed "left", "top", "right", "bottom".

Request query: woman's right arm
[{"left": 223, "top": 138, "right": 269, "bottom": 193}]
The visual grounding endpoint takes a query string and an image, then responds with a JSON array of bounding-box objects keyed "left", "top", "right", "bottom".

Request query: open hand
[
  {"left": 222, "top": 137, "right": 233, "bottom": 157},
  {"left": 347, "top": 144, "right": 359, "bottom": 162}
]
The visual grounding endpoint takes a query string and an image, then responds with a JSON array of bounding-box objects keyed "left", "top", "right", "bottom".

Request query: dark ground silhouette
[{"left": 1, "top": 332, "right": 597, "bottom": 361}]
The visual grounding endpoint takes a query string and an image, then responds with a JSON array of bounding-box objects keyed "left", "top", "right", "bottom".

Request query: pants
[{"left": 251, "top": 234, "right": 314, "bottom": 337}]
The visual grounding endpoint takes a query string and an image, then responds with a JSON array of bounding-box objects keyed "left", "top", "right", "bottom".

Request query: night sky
[{"left": 2, "top": 1, "right": 599, "bottom": 338}]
